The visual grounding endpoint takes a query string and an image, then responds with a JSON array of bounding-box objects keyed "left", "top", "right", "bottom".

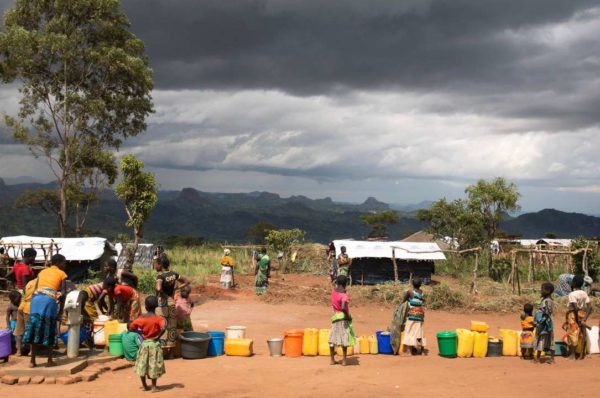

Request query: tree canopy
[
  {"left": 360, "top": 210, "right": 399, "bottom": 239},
  {"left": 0, "top": 0, "right": 154, "bottom": 236}
]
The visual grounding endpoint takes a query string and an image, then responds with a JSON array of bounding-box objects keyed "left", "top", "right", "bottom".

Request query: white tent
[{"left": 0, "top": 235, "right": 115, "bottom": 262}]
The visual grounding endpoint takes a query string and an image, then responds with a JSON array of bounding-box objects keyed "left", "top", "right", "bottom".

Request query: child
[
  {"left": 130, "top": 296, "right": 166, "bottom": 392},
  {"left": 175, "top": 286, "right": 194, "bottom": 332},
  {"left": 533, "top": 282, "right": 555, "bottom": 364},
  {"left": 328, "top": 275, "right": 354, "bottom": 366},
  {"left": 403, "top": 277, "right": 426, "bottom": 355},
  {"left": 562, "top": 275, "right": 592, "bottom": 360},
  {"left": 4, "top": 291, "right": 21, "bottom": 361},
  {"left": 520, "top": 303, "right": 535, "bottom": 359},
  {"left": 99, "top": 277, "right": 141, "bottom": 323}
]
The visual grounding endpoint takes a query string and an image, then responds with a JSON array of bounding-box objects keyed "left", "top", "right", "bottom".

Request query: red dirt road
[{"left": 3, "top": 277, "right": 600, "bottom": 397}]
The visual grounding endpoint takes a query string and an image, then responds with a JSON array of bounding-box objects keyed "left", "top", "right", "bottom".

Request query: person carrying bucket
[{"left": 328, "top": 275, "right": 355, "bottom": 366}]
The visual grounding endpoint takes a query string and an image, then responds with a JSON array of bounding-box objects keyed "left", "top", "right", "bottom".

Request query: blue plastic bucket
[
  {"left": 207, "top": 331, "right": 225, "bottom": 356},
  {"left": 60, "top": 326, "right": 89, "bottom": 347},
  {"left": 376, "top": 331, "right": 393, "bottom": 354}
]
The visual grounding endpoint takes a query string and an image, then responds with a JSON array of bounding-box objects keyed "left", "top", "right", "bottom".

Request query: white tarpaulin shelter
[
  {"left": 0, "top": 235, "right": 114, "bottom": 262},
  {"left": 333, "top": 240, "right": 446, "bottom": 261}
]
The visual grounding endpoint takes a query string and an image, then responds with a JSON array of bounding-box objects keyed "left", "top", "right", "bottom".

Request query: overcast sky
[{"left": 1, "top": 0, "right": 600, "bottom": 213}]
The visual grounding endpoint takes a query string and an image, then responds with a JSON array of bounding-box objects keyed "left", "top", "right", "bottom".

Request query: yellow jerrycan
[
  {"left": 368, "top": 335, "right": 378, "bottom": 354},
  {"left": 318, "top": 329, "right": 330, "bottom": 356},
  {"left": 499, "top": 329, "right": 518, "bottom": 356},
  {"left": 473, "top": 332, "right": 489, "bottom": 357},
  {"left": 456, "top": 328, "right": 474, "bottom": 358},
  {"left": 302, "top": 328, "right": 319, "bottom": 356},
  {"left": 359, "top": 335, "right": 370, "bottom": 354}
]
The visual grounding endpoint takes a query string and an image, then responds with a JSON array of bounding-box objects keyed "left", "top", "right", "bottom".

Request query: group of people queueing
[
  {"left": 218, "top": 247, "right": 272, "bottom": 296},
  {"left": 520, "top": 274, "right": 595, "bottom": 362},
  {"left": 3, "top": 248, "right": 193, "bottom": 391}
]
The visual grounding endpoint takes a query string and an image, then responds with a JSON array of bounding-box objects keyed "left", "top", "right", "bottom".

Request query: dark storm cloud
[{"left": 122, "top": 0, "right": 598, "bottom": 94}]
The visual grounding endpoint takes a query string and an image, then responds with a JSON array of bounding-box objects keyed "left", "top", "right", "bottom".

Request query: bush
[
  {"left": 135, "top": 268, "right": 157, "bottom": 295},
  {"left": 426, "top": 283, "right": 467, "bottom": 310},
  {"left": 489, "top": 257, "right": 511, "bottom": 282}
]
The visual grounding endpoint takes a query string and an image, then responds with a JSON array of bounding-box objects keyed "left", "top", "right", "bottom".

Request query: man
[{"left": 7, "top": 248, "right": 36, "bottom": 292}]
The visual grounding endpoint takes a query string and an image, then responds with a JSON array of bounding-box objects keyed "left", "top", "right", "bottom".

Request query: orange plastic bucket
[{"left": 284, "top": 329, "right": 304, "bottom": 357}]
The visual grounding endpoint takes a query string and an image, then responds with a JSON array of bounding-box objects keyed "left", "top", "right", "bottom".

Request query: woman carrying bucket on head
[{"left": 328, "top": 275, "right": 355, "bottom": 366}]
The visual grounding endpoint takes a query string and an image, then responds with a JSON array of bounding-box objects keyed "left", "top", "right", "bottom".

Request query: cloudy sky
[{"left": 1, "top": 0, "right": 600, "bottom": 213}]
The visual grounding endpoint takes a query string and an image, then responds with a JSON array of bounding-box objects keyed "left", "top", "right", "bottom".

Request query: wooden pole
[
  {"left": 528, "top": 251, "right": 533, "bottom": 282},
  {"left": 544, "top": 253, "right": 551, "bottom": 280},
  {"left": 391, "top": 248, "right": 399, "bottom": 283},
  {"left": 511, "top": 251, "right": 517, "bottom": 293},
  {"left": 582, "top": 241, "right": 590, "bottom": 277},
  {"left": 515, "top": 253, "right": 521, "bottom": 295},
  {"left": 470, "top": 252, "right": 479, "bottom": 294}
]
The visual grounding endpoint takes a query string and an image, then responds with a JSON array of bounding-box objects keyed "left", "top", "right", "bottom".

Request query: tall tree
[
  {"left": 265, "top": 228, "right": 305, "bottom": 273},
  {"left": 0, "top": 0, "right": 154, "bottom": 236},
  {"left": 465, "top": 177, "right": 520, "bottom": 243},
  {"left": 115, "top": 154, "right": 158, "bottom": 267},
  {"left": 360, "top": 210, "right": 399, "bottom": 239}
]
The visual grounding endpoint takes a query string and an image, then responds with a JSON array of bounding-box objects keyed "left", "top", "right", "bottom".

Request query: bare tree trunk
[
  {"left": 59, "top": 175, "right": 68, "bottom": 237},
  {"left": 75, "top": 203, "right": 81, "bottom": 237},
  {"left": 127, "top": 226, "right": 142, "bottom": 270}
]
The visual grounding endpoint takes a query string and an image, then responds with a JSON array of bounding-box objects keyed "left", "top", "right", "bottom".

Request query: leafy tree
[
  {"left": 465, "top": 177, "right": 520, "bottom": 243},
  {"left": 0, "top": 0, "right": 154, "bottom": 236},
  {"left": 417, "top": 198, "right": 484, "bottom": 248},
  {"left": 115, "top": 154, "right": 158, "bottom": 267},
  {"left": 265, "top": 228, "right": 306, "bottom": 272},
  {"left": 246, "top": 221, "right": 276, "bottom": 244},
  {"left": 360, "top": 210, "right": 399, "bottom": 239}
]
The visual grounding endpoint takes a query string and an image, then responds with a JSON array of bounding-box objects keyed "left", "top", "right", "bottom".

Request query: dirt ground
[{"left": 3, "top": 274, "right": 600, "bottom": 397}]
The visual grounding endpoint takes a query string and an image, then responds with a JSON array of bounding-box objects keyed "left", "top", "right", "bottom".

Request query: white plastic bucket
[
  {"left": 226, "top": 326, "right": 247, "bottom": 339},
  {"left": 587, "top": 326, "right": 599, "bottom": 354},
  {"left": 93, "top": 320, "right": 105, "bottom": 346}
]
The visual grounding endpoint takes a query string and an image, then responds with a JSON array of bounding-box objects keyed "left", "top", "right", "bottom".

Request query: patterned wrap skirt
[
  {"left": 135, "top": 339, "right": 165, "bottom": 379},
  {"left": 157, "top": 296, "right": 178, "bottom": 348},
  {"left": 23, "top": 293, "right": 58, "bottom": 347},
  {"left": 220, "top": 266, "right": 233, "bottom": 289},
  {"left": 402, "top": 319, "right": 425, "bottom": 348},
  {"left": 563, "top": 309, "right": 587, "bottom": 355},
  {"left": 328, "top": 320, "right": 350, "bottom": 347}
]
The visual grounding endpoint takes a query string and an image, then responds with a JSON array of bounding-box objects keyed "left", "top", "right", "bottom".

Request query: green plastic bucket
[
  {"left": 108, "top": 333, "right": 124, "bottom": 357},
  {"left": 437, "top": 331, "right": 458, "bottom": 358}
]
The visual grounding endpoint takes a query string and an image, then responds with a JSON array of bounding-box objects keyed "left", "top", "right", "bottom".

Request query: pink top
[
  {"left": 175, "top": 295, "right": 192, "bottom": 321},
  {"left": 331, "top": 290, "right": 349, "bottom": 312}
]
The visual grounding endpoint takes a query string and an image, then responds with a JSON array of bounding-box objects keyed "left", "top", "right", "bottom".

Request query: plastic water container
[
  {"left": 180, "top": 332, "right": 211, "bottom": 359},
  {"left": 456, "top": 329, "right": 474, "bottom": 358},
  {"left": 302, "top": 328, "right": 318, "bottom": 356},
  {"left": 104, "top": 320, "right": 120, "bottom": 345},
  {"left": 487, "top": 338, "right": 503, "bottom": 357},
  {"left": 353, "top": 336, "right": 361, "bottom": 354},
  {"left": 555, "top": 340, "right": 568, "bottom": 357},
  {"left": 0, "top": 330, "right": 12, "bottom": 358},
  {"left": 436, "top": 331, "right": 458, "bottom": 358},
  {"left": 368, "top": 335, "right": 378, "bottom": 354},
  {"left": 226, "top": 326, "right": 247, "bottom": 339},
  {"left": 60, "top": 326, "right": 89, "bottom": 347},
  {"left": 376, "top": 331, "right": 393, "bottom": 354},
  {"left": 359, "top": 335, "right": 370, "bottom": 354},
  {"left": 318, "top": 329, "right": 330, "bottom": 356},
  {"left": 207, "top": 331, "right": 225, "bottom": 356},
  {"left": 267, "top": 338, "right": 284, "bottom": 356},
  {"left": 284, "top": 329, "right": 303, "bottom": 357},
  {"left": 93, "top": 319, "right": 106, "bottom": 346},
  {"left": 336, "top": 345, "right": 354, "bottom": 356},
  {"left": 499, "top": 329, "right": 518, "bottom": 356},
  {"left": 587, "top": 326, "right": 599, "bottom": 354},
  {"left": 108, "top": 333, "right": 124, "bottom": 357},
  {"left": 225, "top": 338, "right": 253, "bottom": 356},
  {"left": 473, "top": 332, "right": 488, "bottom": 357},
  {"left": 471, "top": 321, "right": 489, "bottom": 333}
]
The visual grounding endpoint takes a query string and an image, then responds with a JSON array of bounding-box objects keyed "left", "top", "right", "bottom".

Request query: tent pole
[{"left": 392, "top": 248, "right": 399, "bottom": 282}]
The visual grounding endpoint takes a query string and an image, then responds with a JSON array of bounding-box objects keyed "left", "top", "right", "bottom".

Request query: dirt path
[{"left": 3, "top": 275, "right": 600, "bottom": 397}]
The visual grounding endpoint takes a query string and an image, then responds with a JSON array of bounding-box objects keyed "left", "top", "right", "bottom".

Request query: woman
[
  {"left": 562, "top": 275, "right": 592, "bottom": 359},
  {"left": 105, "top": 258, "right": 138, "bottom": 289},
  {"left": 402, "top": 277, "right": 426, "bottom": 355},
  {"left": 98, "top": 277, "right": 141, "bottom": 323},
  {"left": 154, "top": 254, "right": 190, "bottom": 357},
  {"left": 219, "top": 249, "right": 235, "bottom": 289},
  {"left": 254, "top": 248, "right": 270, "bottom": 295},
  {"left": 22, "top": 254, "right": 68, "bottom": 368}
]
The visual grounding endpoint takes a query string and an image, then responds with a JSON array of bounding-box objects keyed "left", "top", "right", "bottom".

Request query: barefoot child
[
  {"left": 520, "top": 303, "right": 535, "bottom": 359},
  {"left": 130, "top": 296, "right": 166, "bottom": 392},
  {"left": 533, "top": 282, "right": 555, "bottom": 364},
  {"left": 328, "top": 275, "right": 355, "bottom": 366},
  {"left": 562, "top": 275, "right": 592, "bottom": 359},
  {"left": 3, "top": 291, "right": 20, "bottom": 362}
]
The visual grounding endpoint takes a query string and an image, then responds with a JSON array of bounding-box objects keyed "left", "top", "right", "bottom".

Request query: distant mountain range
[{"left": 1, "top": 178, "right": 600, "bottom": 243}]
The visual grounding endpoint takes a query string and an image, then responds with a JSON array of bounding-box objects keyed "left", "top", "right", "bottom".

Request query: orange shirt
[
  {"left": 129, "top": 314, "right": 166, "bottom": 339},
  {"left": 220, "top": 255, "right": 235, "bottom": 267},
  {"left": 36, "top": 266, "right": 68, "bottom": 291},
  {"left": 104, "top": 285, "right": 135, "bottom": 302}
]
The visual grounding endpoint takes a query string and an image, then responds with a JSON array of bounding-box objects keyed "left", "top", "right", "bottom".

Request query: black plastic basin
[{"left": 179, "top": 332, "right": 211, "bottom": 359}]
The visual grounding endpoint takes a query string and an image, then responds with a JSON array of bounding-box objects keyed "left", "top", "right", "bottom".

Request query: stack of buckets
[
  {"left": 454, "top": 321, "right": 490, "bottom": 358},
  {"left": 224, "top": 326, "right": 253, "bottom": 356}
]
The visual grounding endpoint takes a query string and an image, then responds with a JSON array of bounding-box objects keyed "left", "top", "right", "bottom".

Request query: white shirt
[{"left": 568, "top": 289, "right": 590, "bottom": 310}]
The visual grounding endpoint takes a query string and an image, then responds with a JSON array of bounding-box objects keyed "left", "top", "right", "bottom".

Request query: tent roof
[
  {"left": 536, "top": 239, "right": 572, "bottom": 247},
  {"left": 0, "top": 235, "right": 114, "bottom": 262},
  {"left": 400, "top": 230, "right": 453, "bottom": 250},
  {"left": 333, "top": 239, "right": 446, "bottom": 261}
]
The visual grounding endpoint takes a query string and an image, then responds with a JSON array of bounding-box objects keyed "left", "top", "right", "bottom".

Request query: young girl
[
  {"left": 403, "top": 277, "right": 426, "bottom": 355},
  {"left": 3, "top": 291, "right": 20, "bottom": 362},
  {"left": 520, "top": 303, "right": 535, "bottom": 359},
  {"left": 130, "top": 296, "right": 166, "bottom": 392},
  {"left": 328, "top": 275, "right": 354, "bottom": 366},
  {"left": 175, "top": 286, "right": 194, "bottom": 332},
  {"left": 99, "top": 277, "right": 141, "bottom": 323},
  {"left": 562, "top": 275, "right": 592, "bottom": 360},
  {"left": 533, "top": 282, "right": 555, "bottom": 364}
]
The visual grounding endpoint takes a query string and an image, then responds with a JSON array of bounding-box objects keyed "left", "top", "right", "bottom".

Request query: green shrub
[
  {"left": 135, "top": 268, "right": 157, "bottom": 295},
  {"left": 426, "top": 283, "right": 467, "bottom": 310}
]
